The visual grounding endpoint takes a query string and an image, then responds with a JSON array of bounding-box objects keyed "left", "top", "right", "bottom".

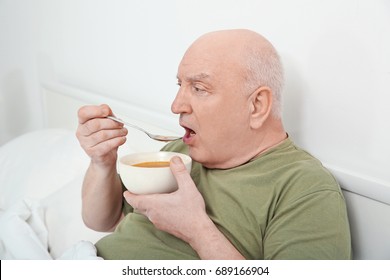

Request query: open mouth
[{"left": 183, "top": 126, "right": 196, "bottom": 143}]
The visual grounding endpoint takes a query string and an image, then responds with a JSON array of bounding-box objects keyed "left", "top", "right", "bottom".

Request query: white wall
[{"left": 1, "top": 0, "right": 389, "bottom": 185}]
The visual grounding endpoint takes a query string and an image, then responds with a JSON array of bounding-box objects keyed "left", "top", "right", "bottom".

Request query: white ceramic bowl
[{"left": 118, "top": 151, "right": 192, "bottom": 194}]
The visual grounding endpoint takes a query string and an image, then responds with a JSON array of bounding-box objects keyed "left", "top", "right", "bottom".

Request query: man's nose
[{"left": 171, "top": 88, "right": 192, "bottom": 114}]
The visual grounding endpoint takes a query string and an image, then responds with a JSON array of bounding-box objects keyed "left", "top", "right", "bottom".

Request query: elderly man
[{"left": 76, "top": 29, "right": 351, "bottom": 259}]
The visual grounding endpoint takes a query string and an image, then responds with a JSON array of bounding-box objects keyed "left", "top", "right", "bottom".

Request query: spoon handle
[{"left": 107, "top": 116, "right": 147, "bottom": 134}]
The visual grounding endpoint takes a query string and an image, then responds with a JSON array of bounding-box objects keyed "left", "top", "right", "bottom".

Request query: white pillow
[{"left": 0, "top": 129, "right": 90, "bottom": 210}]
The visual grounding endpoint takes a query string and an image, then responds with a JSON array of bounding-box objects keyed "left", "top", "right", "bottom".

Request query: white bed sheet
[
  {"left": 0, "top": 198, "right": 102, "bottom": 260},
  {"left": 0, "top": 129, "right": 109, "bottom": 259}
]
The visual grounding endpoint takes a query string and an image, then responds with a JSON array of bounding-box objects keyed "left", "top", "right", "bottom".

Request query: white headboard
[{"left": 41, "top": 81, "right": 390, "bottom": 259}]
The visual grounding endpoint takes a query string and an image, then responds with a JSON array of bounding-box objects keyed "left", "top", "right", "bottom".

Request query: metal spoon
[{"left": 107, "top": 115, "right": 182, "bottom": 142}]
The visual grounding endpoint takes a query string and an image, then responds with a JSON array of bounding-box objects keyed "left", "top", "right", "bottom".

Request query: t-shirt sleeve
[{"left": 263, "top": 189, "right": 352, "bottom": 259}]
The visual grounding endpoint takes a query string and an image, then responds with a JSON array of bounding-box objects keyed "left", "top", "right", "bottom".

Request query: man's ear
[{"left": 249, "top": 86, "right": 273, "bottom": 129}]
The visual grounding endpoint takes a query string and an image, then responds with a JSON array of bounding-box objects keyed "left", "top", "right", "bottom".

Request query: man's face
[{"left": 171, "top": 41, "right": 254, "bottom": 169}]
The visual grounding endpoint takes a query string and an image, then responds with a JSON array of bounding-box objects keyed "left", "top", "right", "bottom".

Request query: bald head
[
  {"left": 184, "top": 29, "right": 284, "bottom": 118},
  {"left": 192, "top": 29, "right": 271, "bottom": 50}
]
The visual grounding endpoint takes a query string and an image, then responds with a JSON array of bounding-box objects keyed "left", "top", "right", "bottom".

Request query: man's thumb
[{"left": 170, "top": 156, "right": 191, "bottom": 187}]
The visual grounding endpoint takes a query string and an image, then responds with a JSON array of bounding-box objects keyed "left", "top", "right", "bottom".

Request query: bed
[{"left": 1, "top": 81, "right": 389, "bottom": 259}]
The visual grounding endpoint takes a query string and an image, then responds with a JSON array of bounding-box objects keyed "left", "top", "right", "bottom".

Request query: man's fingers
[
  {"left": 78, "top": 104, "right": 112, "bottom": 124},
  {"left": 78, "top": 118, "right": 124, "bottom": 137},
  {"left": 124, "top": 191, "right": 158, "bottom": 220},
  {"left": 123, "top": 191, "right": 149, "bottom": 211},
  {"left": 82, "top": 134, "right": 127, "bottom": 158}
]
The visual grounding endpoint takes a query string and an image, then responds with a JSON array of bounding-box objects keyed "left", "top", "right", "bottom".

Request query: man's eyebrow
[{"left": 177, "top": 73, "right": 211, "bottom": 82}]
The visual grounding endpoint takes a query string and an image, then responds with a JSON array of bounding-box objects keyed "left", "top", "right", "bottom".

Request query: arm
[
  {"left": 76, "top": 104, "right": 128, "bottom": 232},
  {"left": 123, "top": 156, "right": 245, "bottom": 259}
]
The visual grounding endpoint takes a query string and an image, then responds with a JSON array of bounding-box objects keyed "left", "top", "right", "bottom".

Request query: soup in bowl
[{"left": 118, "top": 151, "right": 192, "bottom": 194}]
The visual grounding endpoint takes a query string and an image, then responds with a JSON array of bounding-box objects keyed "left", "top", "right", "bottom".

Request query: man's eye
[{"left": 192, "top": 85, "right": 206, "bottom": 93}]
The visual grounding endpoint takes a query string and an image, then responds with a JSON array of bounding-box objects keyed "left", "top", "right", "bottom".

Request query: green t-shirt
[{"left": 95, "top": 138, "right": 352, "bottom": 259}]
